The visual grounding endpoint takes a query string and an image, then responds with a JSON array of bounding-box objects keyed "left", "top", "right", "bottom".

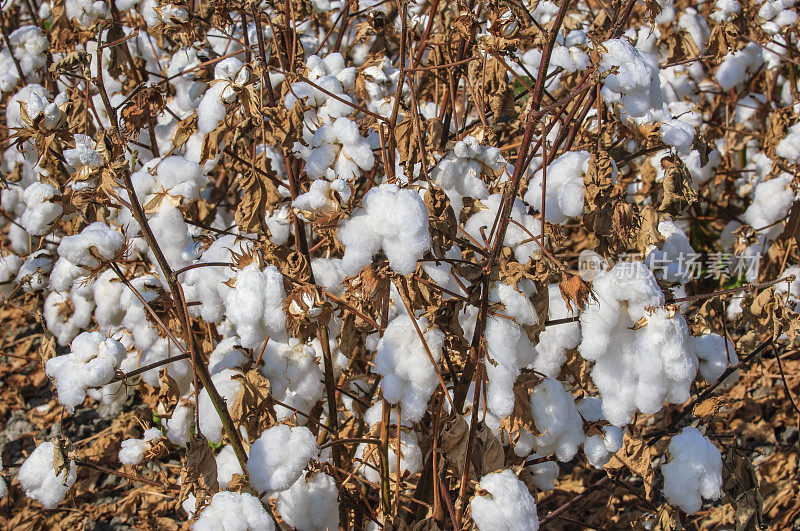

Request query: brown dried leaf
[
  {"left": 707, "top": 23, "right": 740, "bottom": 59},
  {"left": 659, "top": 156, "right": 697, "bottom": 216},
  {"left": 230, "top": 369, "right": 274, "bottom": 438},
  {"left": 559, "top": 271, "right": 593, "bottom": 313},
  {"left": 605, "top": 429, "right": 655, "bottom": 500},
  {"left": 692, "top": 396, "right": 724, "bottom": 418},
  {"left": 179, "top": 435, "right": 220, "bottom": 508}
]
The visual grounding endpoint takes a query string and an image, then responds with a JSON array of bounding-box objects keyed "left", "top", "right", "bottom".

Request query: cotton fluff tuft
[
  {"left": 374, "top": 315, "right": 444, "bottom": 422},
  {"left": 530, "top": 378, "right": 584, "bottom": 461},
  {"left": 294, "top": 117, "right": 375, "bottom": 182},
  {"left": 50, "top": 222, "right": 125, "bottom": 291},
  {"left": 198, "top": 57, "right": 250, "bottom": 134},
  {"left": 18, "top": 441, "right": 78, "bottom": 509},
  {"left": 693, "top": 333, "right": 739, "bottom": 384},
  {"left": 532, "top": 284, "right": 581, "bottom": 377},
  {"left": 192, "top": 491, "right": 275, "bottom": 531},
  {"left": 661, "top": 427, "right": 723, "bottom": 514},
  {"left": 470, "top": 469, "right": 539, "bottom": 531},
  {"left": 776, "top": 121, "right": 800, "bottom": 164},
  {"left": 246, "top": 424, "right": 318, "bottom": 494},
  {"left": 119, "top": 427, "right": 164, "bottom": 465},
  {"left": 598, "top": 38, "right": 663, "bottom": 118},
  {"left": 339, "top": 183, "right": 430, "bottom": 275},
  {"left": 579, "top": 262, "right": 699, "bottom": 426},
  {"left": 20, "top": 182, "right": 62, "bottom": 236},
  {"left": 464, "top": 194, "right": 543, "bottom": 264},
  {"left": 260, "top": 339, "right": 324, "bottom": 422},
  {"left": 432, "top": 136, "right": 505, "bottom": 202},
  {"left": 524, "top": 151, "right": 591, "bottom": 224},
  {"left": 197, "top": 369, "right": 242, "bottom": 444},
  {"left": 45, "top": 331, "right": 126, "bottom": 413},
  {"left": 277, "top": 472, "right": 339, "bottom": 531},
  {"left": 222, "top": 263, "right": 288, "bottom": 348}
]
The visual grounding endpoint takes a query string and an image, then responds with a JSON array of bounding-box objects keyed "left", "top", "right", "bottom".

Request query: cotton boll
[
  {"left": 18, "top": 441, "right": 78, "bottom": 509},
  {"left": 645, "top": 220, "right": 696, "bottom": 284},
  {"left": 65, "top": 0, "right": 107, "bottom": 27},
  {"left": 470, "top": 469, "right": 539, "bottom": 531},
  {"left": 526, "top": 457, "right": 559, "bottom": 491},
  {"left": 20, "top": 182, "right": 62, "bottom": 236},
  {"left": 119, "top": 427, "right": 164, "bottom": 465},
  {"left": 693, "top": 333, "right": 739, "bottom": 384},
  {"left": 260, "top": 339, "right": 324, "bottom": 423},
  {"left": 197, "top": 369, "right": 242, "bottom": 444},
  {"left": 165, "top": 399, "right": 195, "bottom": 447},
  {"left": 579, "top": 262, "right": 699, "bottom": 426},
  {"left": 45, "top": 331, "right": 126, "bottom": 413},
  {"left": 598, "top": 38, "right": 664, "bottom": 119},
  {"left": 216, "top": 445, "right": 244, "bottom": 489},
  {"left": 44, "top": 288, "right": 95, "bottom": 346},
  {"left": 524, "top": 151, "right": 591, "bottom": 224},
  {"left": 583, "top": 425, "right": 625, "bottom": 468},
  {"left": 294, "top": 117, "right": 374, "bottom": 181},
  {"left": 50, "top": 222, "right": 125, "bottom": 291},
  {"left": 374, "top": 315, "right": 443, "bottom": 420},
  {"left": 92, "top": 269, "right": 125, "bottom": 330},
  {"left": 311, "top": 257, "right": 347, "bottom": 293},
  {"left": 246, "top": 424, "right": 318, "bottom": 494},
  {"left": 483, "top": 311, "right": 537, "bottom": 418},
  {"left": 715, "top": 43, "right": 763, "bottom": 91},
  {"left": 15, "top": 249, "right": 53, "bottom": 293},
  {"left": 432, "top": 136, "right": 505, "bottom": 203},
  {"left": 192, "top": 491, "right": 275, "bottom": 531},
  {"left": 532, "top": 284, "right": 581, "bottom": 377},
  {"left": 222, "top": 263, "right": 288, "bottom": 348},
  {"left": 339, "top": 183, "right": 430, "bottom": 276},
  {"left": 354, "top": 429, "right": 422, "bottom": 484},
  {"left": 277, "top": 471, "right": 339, "bottom": 531},
  {"left": 0, "top": 253, "right": 22, "bottom": 297},
  {"left": 464, "top": 194, "right": 543, "bottom": 264},
  {"left": 530, "top": 378, "right": 584, "bottom": 461},
  {"left": 661, "top": 426, "right": 723, "bottom": 514},
  {"left": 742, "top": 174, "right": 795, "bottom": 239},
  {"left": 208, "top": 337, "right": 248, "bottom": 374}
]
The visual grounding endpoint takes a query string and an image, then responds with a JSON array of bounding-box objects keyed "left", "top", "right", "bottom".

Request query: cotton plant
[
  {"left": 246, "top": 424, "right": 319, "bottom": 495},
  {"left": 192, "top": 491, "right": 275, "bottom": 531},
  {"left": 198, "top": 57, "right": 251, "bottom": 134}
]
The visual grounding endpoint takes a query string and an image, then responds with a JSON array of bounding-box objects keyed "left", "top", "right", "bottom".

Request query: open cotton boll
[
  {"left": 293, "top": 117, "right": 374, "bottom": 181},
  {"left": 221, "top": 263, "right": 288, "bottom": 348},
  {"left": 92, "top": 269, "right": 125, "bottom": 329},
  {"left": 45, "top": 331, "right": 126, "bottom": 413},
  {"left": 164, "top": 399, "right": 194, "bottom": 447},
  {"left": 292, "top": 177, "right": 351, "bottom": 219},
  {"left": 464, "top": 194, "right": 543, "bottom": 264},
  {"left": 471, "top": 469, "right": 539, "bottom": 531},
  {"left": 527, "top": 456, "right": 559, "bottom": 491},
  {"left": 260, "top": 339, "right": 324, "bottom": 422},
  {"left": 215, "top": 445, "right": 243, "bottom": 489},
  {"left": 15, "top": 250, "right": 52, "bottom": 292},
  {"left": 777, "top": 122, "right": 800, "bottom": 164},
  {"left": 197, "top": 369, "right": 242, "bottom": 444},
  {"left": 742, "top": 174, "right": 795, "bottom": 238},
  {"left": 532, "top": 283, "right": 581, "bottom": 377},
  {"left": 693, "top": 333, "right": 739, "bottom": 384},
  {"left": 339, "top": 183, "right": 430, "bottom": 276},
  {"left": 8, "top": 26, "right": 49, "bottom": 76},
  {"left": 18, "top": 441, "right": 78, "bottom": 509},
  {"left": 374, "top": 315, "right": 444, "bottom": 422},
  {"left": 208, "top": 337, "right": 248, "bottom": 374},
  {"left": 20, "top": 182, "right": 62, "bottom": 236},
  {"left": 246, "top": 424, "right": 318, "bottom": 494},
  {"left": 63, "top": 134, "right": 104, "bottom": 174},
  {"left": 530, "top": 378, "right": 584, "bottom": 461},
  {"left": 0, "top": 253, "right": 22, "bottom": 297},
  {"left": 43, "top": 287, "right": 95, "bottom": 346},
  {"left": 432, "top": 136, "right": 505, "bottom": 204},
  {"left": 305, "top": 52, "right": 356, "bottom": 89},
  {"left": 197, "top": 58, "right": 249, "bottom": 133},
  {"left": 192, "top": 491, "right": 274, "bottom": 531},
  {"left": 524, "top": 151, "right": 590, "bottom": 224},
  {"left": 598, "top": 38, "right": 664, "bottom": 119},
  {"left": 119, "top": 427, "right": 164, "bottom": 465},
  {"left": 50, "top": 222, "right": 125, "bottom": 291},
  {"left": 65, "top": 0, "right": 107, "bottom": 27},
  {"left": 277, "top": 471, "right": 339, "bottom": 531},
  {"left": 661, "top": 427, "right": 723, "bottom": 514},
  {"left": 716, "top": 43, "right": 763, "bottom": 91},
  {"left": 583, "top": 425, "right": 625, "bottom": 468},
  {"left": 645, "top": 220, "right": 696, "bottom": 284},
  {"left": 355, "top": 428, "right": 422, "bottom": 483},
  {"left": 579, "top": 262, "right": 699, "bottom": 426}
]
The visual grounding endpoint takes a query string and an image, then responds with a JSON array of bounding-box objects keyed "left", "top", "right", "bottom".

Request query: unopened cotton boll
[
  {"left": 18, "top": 441, "right": 78, "bottom": 509},
  {"left": 661, "top": 427, "right": 723, "bottom": 514},
  {"left": 192, "top": 491, "right": 275, "bottom": 531},
  {"left": 246, "top": 424, "right": 318, "bottom": 494},
  {"left": 45, "top": 331, "right": 126, "bottom": 413},
  {"left": 524, "top": 150, "right": 591, "bottom": 224},
  {"left": 277, "top": 471, "right": 339, "bottom": 531},
  {"left": 374, "top": 315, "right": 444, "bottom": 422},
  {"left": 119, "top": 427, "right": 164, "bottom": 465},
  {"left": 470, "top": 469, "right": 539, "bottom": 531},
  {"left": 530, "top": 378, "right": 584, "bottom": 461},
  {"left": 339, "top": 183, "right": 431, "bottom": 276}
]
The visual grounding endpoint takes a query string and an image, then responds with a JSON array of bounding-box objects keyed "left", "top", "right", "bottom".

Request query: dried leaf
[
  {"left": 559, "top": 271, "right": 593, "bottom": 313},
  {"left": 605, "top": 429, "right": 655, "bottom": 500},
  {"left": 179, "top": 435, "right": 220, "bottom": 508}
]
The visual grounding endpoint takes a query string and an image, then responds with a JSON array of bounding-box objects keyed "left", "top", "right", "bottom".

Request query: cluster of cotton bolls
[{"left": 1, "top": 0, "right": 799, "bottom": 527}]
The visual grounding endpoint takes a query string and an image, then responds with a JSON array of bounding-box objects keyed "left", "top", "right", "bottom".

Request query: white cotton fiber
[
  {"left": 246, "top": 424, "right": 318, "bottom": 494},
  {"left": 432, "top": 136, "right": 505, "bottom": 201},
  {"left": 661, "top": 426, "right": 723, "bottom": 514},
  {"left": 192, "top": 491, "right": 275, "bottom": 531},
  {"left": 524, "top": 151, "right": 591, "bottom": 224},
  {"left": 339, "top": 183, "right": 431, "bottom": 276},
  {"left": 530, "top": 378, "right": 584, "bottom": 461},
  {"left": 197, "top": 369, "right": 242, "bottom": 444},
  {"left": 119, "top": 427, "right": 163, "bottom": 465},
  {"left": 50, "top": 222, "right": 125, "bottom": 291},
  {"left": 222, "top": 263, "right": 288, "bottom": 348},
  {"left": 277, "top": 471, "right": 339, "bottom": 531},
  {"left": 598, "top": 38, "right": 664, "bottom": 119},
  {"left": 18, "top": 441, "right": 78, "bottom": 509},
  {"left": 20, "top": 182, "right": 62, "bottom": 236},
  {"left": 374, "top": 315, "right": 444, "bottom": 422},
  {"left": 693, "top": 333, "right": 739, "bottom": 384},
  {"left": 260, "top": 339, "right": 324, "bottom": 422},
  {"left": 777, "top": 122, "right": 800, "bottom": 164},
  {"left": 471, "top": 469, "right": 539, "bottom": 531},
  {"left": 579, "top": 262, "right": 699, "bottom": 426},
  {"left": 45, "top": 331, "right": 126, "bottom": 413},
  {"left": 532, "top": 283, "right": 581, "bottom": 377}
]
